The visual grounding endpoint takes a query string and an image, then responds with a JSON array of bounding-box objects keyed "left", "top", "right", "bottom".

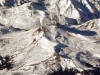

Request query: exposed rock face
[{"left": 0, "top": 0, "right": 100, "bottom": 75}]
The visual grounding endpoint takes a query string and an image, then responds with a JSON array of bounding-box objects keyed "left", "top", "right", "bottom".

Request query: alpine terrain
[{"left": 0, "top": 0, "right": 100, "bottom": 75}]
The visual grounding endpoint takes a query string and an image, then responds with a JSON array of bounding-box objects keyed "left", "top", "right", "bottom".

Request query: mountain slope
[{"left": 0, "top": 0, "right": 100, "bottom": 75}]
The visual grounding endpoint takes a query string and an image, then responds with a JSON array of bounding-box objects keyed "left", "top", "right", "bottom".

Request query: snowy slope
[{"left": 0, "top": 0, "right": 100, "bottom": 75}]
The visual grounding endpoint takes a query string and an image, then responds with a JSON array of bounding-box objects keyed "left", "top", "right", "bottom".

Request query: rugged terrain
[{"left": 0, "top": 0, "right": 100, "bottom": 75}]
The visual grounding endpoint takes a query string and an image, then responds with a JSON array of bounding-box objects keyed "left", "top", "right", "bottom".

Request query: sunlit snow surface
[{"left": 0, "top": 0, "right": 100, "bottom": 75}]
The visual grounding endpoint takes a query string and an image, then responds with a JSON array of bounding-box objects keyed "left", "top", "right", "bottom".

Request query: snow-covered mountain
[{"left": 0, "top": 0, "right": 100, "bottom": 75}]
